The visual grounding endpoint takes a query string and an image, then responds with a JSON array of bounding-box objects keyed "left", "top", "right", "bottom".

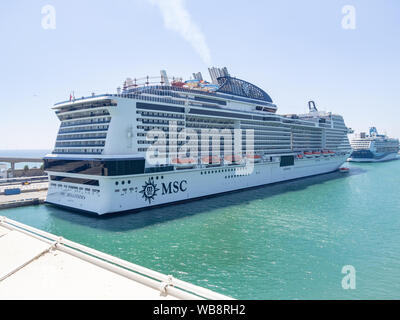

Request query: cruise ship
[
  {"left": 44, "top": 67, "right": 352, "bottom": 215},
  {"left": 348, "top": 127, "right": 399, "bottom": 162}
]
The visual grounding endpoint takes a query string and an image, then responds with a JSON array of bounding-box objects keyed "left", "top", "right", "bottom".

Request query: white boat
[
  {"left": 171, "top": 157, "right": 197, "bottom": 169},
  {"left": 348, "top": 127, "right": 399, "bottom": 162}
]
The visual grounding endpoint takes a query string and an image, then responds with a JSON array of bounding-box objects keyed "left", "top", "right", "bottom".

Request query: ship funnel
[
  {"left": 208, "top": 67, "right": 230, "bottom": 84},
  {"left": 369, "top": 127, "right": 378, "bottom": 136},
  {"left": 123, "top": 78, "right": 134, "bottom": 91},
  {"left": 192, "top": 72, "right": 203, "bottom": 81}
]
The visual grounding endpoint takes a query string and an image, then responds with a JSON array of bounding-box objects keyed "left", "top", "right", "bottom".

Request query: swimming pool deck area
[{"left": 0, "top": 217, "right": 233, "bottom": 300}]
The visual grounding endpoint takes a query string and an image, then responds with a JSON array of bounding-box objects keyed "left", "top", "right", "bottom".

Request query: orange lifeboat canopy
[
  {"left": 245, "top": 154, "right": 261, "bottom": 163},
  {"left": 171, "top": 158, "right": 196, "bottom": 165},
  {"left": 201, "top": 155, "right": 221, "bottom": 165},
  {"left": 171, "top": 81, "right": 185, "bottom": 88},
  {"left": 246, "top": 154, "right": 261, "bottom": 159},
  {"left": 224, "top": 155, "right": 242, "bottom": 163}
]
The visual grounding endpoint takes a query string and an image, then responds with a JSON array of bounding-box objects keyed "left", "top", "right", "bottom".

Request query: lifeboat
[
  {"left": 245, "top": 154, "right": 262, "bottom": 163},
  {"left": 224, "top": 155, "right": 242, "bottom": 165},
  {"left": 304, "top": 152, "right": 314, "bottom": 158},
  {"left": 329, "top": 150, "right": 336, "bottom": 156},
  {"left": 171, "top": 80, "right": 185, "bottom": 88},
  {"left": 312, "top": 151, "right": 321, "bottom": 157},
  {"left": 297, "top": 154, "right": 304, "bottom": 159},
  {"left": 201, "top": 155, "right": 221, "bottom": 166},
  {"left": 171, "top": 157, "right": 197, "bottom": 169},
  {"left": 322, "top": 150, "right": 330, "bottom": 157}
]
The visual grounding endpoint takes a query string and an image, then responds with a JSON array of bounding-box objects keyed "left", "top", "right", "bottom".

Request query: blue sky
[{"left": 0, "top": 0, "right": 399, "bottom": 149}]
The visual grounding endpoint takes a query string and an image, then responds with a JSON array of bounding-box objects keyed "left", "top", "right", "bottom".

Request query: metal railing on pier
[{"left": 0, "top": 217, "right": 233, "bottom": 300}]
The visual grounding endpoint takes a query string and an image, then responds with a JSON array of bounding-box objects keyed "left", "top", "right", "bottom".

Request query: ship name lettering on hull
[{"left": 162, "top": 180, "right": 187, "bottom": 195}]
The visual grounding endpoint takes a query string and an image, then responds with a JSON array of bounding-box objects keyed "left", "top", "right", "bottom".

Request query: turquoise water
[{"left": 1, "top": 160, "right": 400, "bottom": 299}]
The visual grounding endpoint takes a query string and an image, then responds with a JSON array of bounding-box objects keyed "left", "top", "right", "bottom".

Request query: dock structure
[
  {"left": 0, "top": 179, "right": 48, "bottom": 210},
  {"left": 0, "top": 217, "right": 233, "bottom": 300},
  {"left": 0, "top": 157, "right": 44, "bottom": 178}
]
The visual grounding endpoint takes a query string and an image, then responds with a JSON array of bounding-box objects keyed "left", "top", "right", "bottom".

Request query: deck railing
[{"left": 0, "top": 217, "right": 234, "bottom": 300}]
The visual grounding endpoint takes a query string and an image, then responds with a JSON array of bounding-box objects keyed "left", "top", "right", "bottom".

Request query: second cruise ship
[
  {"left": 44, "top": 67, "right": 352, "bottom": 215},
  {"left": 348, "top": 127, "right": 399, "bottom": 162}
]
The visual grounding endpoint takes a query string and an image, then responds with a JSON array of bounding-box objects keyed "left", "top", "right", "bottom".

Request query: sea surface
[{"left": 1, "top": 150, "right": 400, "bottom": 299}]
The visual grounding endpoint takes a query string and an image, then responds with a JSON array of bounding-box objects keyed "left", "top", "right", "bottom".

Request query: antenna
[{"left": 308, "top": 101, "right": 318, "bottom": 112}]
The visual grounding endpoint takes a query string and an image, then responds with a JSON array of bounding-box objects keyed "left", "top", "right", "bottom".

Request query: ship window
[
  {"left": 50, "top": 176, "right": 99, "bottom": 186},
  {"left": 44, "top": 158, "right": 145, "bottom": 176},
  {"left": 280, "top": 156, "right": 295, "bottom": 167}
]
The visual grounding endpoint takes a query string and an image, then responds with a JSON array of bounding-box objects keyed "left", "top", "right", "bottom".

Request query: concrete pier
[
  {"left": 0, "top": 180, "right": 48, "bottom": 210},
  {"left": 0, "top": 217, "right": 233, "bottom": 300}
]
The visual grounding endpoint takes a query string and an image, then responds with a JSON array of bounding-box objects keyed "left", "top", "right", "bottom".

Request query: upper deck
[
  {"left": 49, "top": 68, "right": 351, "bottom": 157},
  {"left": 55, "top": 67, "right": 277, "bottom": 113}
]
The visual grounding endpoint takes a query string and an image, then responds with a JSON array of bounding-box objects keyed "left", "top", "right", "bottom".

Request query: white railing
[
  {"left": 0, "top": 176, "right": 48, "bottom": 185},
  {"left": 0, "top": 216, "right": 234, "bottom": 300}
]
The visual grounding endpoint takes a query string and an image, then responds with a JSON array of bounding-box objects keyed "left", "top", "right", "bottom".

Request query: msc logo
[
  {"left": 139, "top": 179, "right": 188, "bottom": 204},
  {"left": 140, "top": 178, "right": 160, "bottom": 204},
  {"left": 162, "top": 180, "right": 187, "bottom": 195}
]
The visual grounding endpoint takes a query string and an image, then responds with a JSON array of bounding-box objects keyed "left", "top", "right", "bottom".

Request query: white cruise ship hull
[
  {"left": 46, "top": 68, "right": 354, "bottom": 216},
  {"left": 347, "top": 152, "right": 398, "bottom": 163},
  {"left": 46, "top": 155, "right": 348, "bottom": 215}
]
